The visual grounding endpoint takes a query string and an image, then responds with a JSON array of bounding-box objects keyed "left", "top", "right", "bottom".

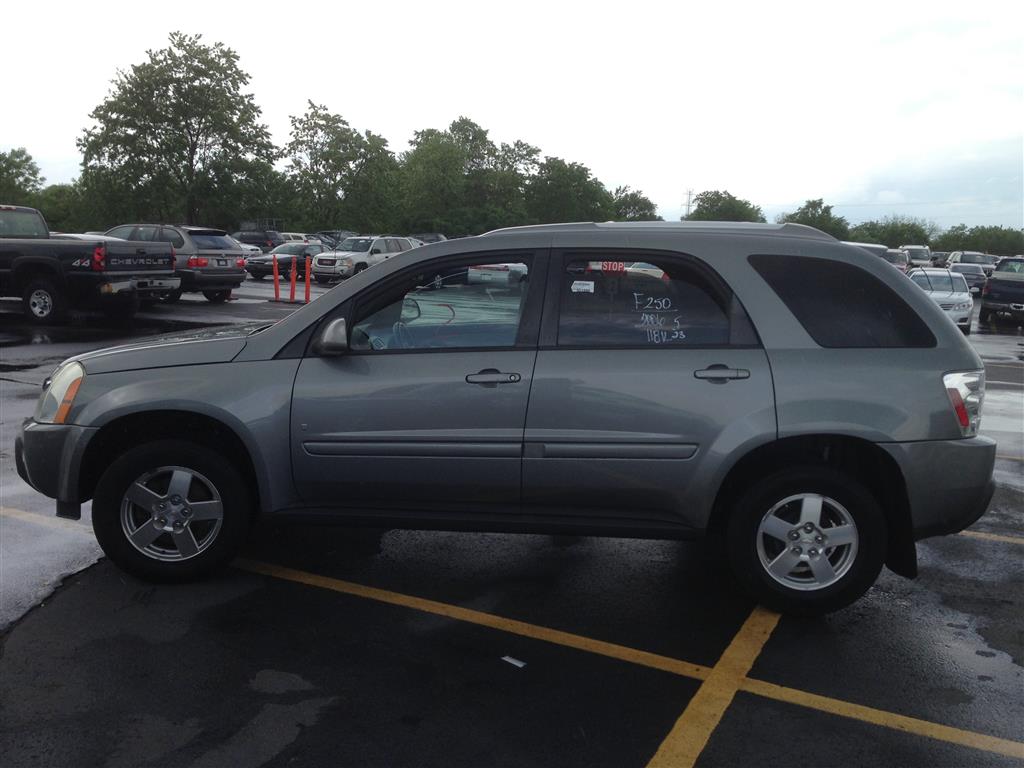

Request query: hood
[
  {"left": 926, "top": 292, "right": 970, "bottom": 303},
  {"left": 67, "top": 323, "right": 269, "bottom": 375},
  {"left": 318, "top": 250, "right": 363, "bottom": 259}
]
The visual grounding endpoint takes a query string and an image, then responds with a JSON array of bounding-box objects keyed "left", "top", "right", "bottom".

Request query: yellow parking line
[
  {"left": 741, "top": 678, "right": 1024, "bottom": 760},
  {"left": 960, "top": 529, "right": 1024, "bottom": 546},
  {"left": 645, "top": 606, "right": 780, "bottom": 768},
  {"left": 235, "top": 559, "right": 711, "bottom": 681},
  {"left": 237, "top": 560, "right": 1024, "bottom": 761},
  {"left": 0, "top": 506, "right": 89, "bottom": 534}
]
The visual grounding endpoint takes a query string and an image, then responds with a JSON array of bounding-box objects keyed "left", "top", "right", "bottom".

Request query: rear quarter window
[{"left": 749, "top": 254, "right": 936, "bottom": 348}]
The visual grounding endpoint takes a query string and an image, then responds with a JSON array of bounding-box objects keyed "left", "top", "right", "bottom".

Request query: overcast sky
[{"left": 4, "top": 0, "right": 1022, "bottom": 228}]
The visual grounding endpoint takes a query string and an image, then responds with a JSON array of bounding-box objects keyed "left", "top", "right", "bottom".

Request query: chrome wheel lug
[
  {"left": 803, "top": 523, "right": 815, "bottom": 533},
  {"left": 788, "top": 530, "right": 800, "bottom": 541},
  {"left": 181, "top": 507, "right": 192, "bottom": 518},
  {"left": 815, "top": 535, "right": 825, "bottom": 544},
  {"left": 791, "top": 546, "right": 803, "bottom": 555},
  {"left": 155, "top": 502, "right": 167, "bottom": 512},
  {"left": 156, "top": 516, "right": 167, "bottom": 527},
  {"left": 170, "top": 495, "right": 182, "bottom": 504},
  {"left": 809, "top": 548, "right": 819, "bottom": 557}
]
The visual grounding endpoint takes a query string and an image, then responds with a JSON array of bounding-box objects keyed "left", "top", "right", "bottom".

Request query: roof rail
[{"left": 481, "top": 221, "right": 836, "bottom": 241}]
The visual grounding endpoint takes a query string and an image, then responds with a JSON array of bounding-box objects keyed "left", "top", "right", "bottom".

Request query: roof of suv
[{"left": 482, "top": 221, "right": 836, "bottom": 241}]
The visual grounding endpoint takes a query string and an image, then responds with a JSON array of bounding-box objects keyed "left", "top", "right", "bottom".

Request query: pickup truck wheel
[
  {"left": 160, "top": 289, "right": 182, "bottom": 304},
  {"left": 203, "top": 290, "right": 231, "bottom": 303},
  {"left": 92, "top": 440, "right": 251, "bottom": 582},
  {"left": 22, "top": 278, "right": 68, "bottom": 324},
  {"left": 979, "top": 308, "right": 992, "bottom": 323},
  {"left": 726, "top": 467, "right": 886, "bottom": 616}
]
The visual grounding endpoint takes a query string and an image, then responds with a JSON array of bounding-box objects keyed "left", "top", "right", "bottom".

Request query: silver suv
[
  {"left": 105, "top": 224, "right": 246, "bottom": 303},
  {"left": 15, "top": 222, "right": 994, "bottom": 615}
]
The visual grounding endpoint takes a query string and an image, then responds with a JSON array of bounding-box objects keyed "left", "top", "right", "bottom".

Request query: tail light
[
  {"left": 266, "top": 240, "right": 273, "bottom": 247},
  {"left": 91, "top": 244, "right": 106, "bottom": 271},
  {"left": 236, "top": 258, "right": 245, "bottom": 268},
  {"left": 944, "top": 371, "right": 985, "bottom": 437},
  {"left": 981, "top": 283, "right": 990, "bottom": 297},
  {"left": 187, "top": 256, "right": 209, "bottom": 268}
]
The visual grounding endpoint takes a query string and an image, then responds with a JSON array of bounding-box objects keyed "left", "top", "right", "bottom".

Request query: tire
[
  {"left": 22, "top": 277, "right": 68, "bottom": 324},
  {"left": 251, "top": 273, "right": 265, "bottom": 281},
  {"left": 354, "top": 263, "right": 367, "bottom": 274},
  {"left": 979, "top": 308, "right": 992, "bottom": 324},
  {"left": 203, "top": 289, "right": 231, "bottom": 303},
  {"left": 726, "top": 467, "right": 886, "bottom": 615},
  {"left": 91, "top": 440, "right": 251, "bottom": 582},
  {"left": 161, "top": 289, "right": 183, "bottom": 304},
  {"left": 315, "top": 276, "right": 331, "bottom": 285},
  {"left": 961, "top": 325, "right": 972, "bottom": 336}
]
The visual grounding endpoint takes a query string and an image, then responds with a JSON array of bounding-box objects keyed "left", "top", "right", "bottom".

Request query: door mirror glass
[
  {"left": 370, "top": 247, "right": 381, "bottom": 255},
  {"left": 318, "top": 318, "right": 348, "bottom": 356}
]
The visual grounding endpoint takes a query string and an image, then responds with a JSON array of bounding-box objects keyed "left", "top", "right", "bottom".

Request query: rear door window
[
  {"left": 750, "top": 255, "right": 935, "bottom": 348},
  {"left": 132, "top": 226, "right": 159, "bottom": 241},
  {"left": 158, "top": 228, "right": 186, "bottom": 248},
  {"left": 556, "top": 254, "right": 757, "bottom": 347}
]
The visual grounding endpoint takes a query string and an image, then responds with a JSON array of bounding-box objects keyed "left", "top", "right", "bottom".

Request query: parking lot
[{"left": 1, "top": 280, "right": 1022, "bottom": 767}]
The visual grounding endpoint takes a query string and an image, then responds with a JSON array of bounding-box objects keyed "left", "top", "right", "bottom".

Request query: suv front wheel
[
  {"left": 92, "top": 440, "right": 251, "bottom": 581},
  {"left": 727, "top": 468, "right": 886, "bottom": 615}
]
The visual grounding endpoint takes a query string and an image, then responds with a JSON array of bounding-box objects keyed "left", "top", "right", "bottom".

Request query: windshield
[
  {"left": 996, "top": 259, "right": 1024, "bottom": 274},
  {"left": 951, "top": 264, "right": 983, "bottom": 274},
  {"left": 911, "top": 272, "right": 960, "bottom": 292},
  {"left": 960, "top": 253, "right": 987, "bottom": 264},
  {"left": 337, "top": 238, "right": 373, "bottom": 252},
  {"left": 882, "top": 251, "right": 908, "bottom": 265},
  {"left": 270, "top": 243, "right": 308, "bottom": 255},
  {"left": 0, "top": 209, "right": 48, "bottom": 238}
]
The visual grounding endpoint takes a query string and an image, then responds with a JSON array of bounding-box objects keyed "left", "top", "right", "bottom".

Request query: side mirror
[
  {"left": 370, "top": 248, "right": 381, "bottom": 255},
  {"left": 318, "top": 317, "right": 348, "bottom": 356}
]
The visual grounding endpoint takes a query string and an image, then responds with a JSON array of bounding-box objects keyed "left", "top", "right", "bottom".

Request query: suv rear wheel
[
  {"left": 726, "top": 467, "right": 886, "bottom": 615},
  {"left": 203, "top": 289, "right": 231, "bottom": 303},
  {"left": 92, "top": 440, "right": 251, "bottom": 581}
]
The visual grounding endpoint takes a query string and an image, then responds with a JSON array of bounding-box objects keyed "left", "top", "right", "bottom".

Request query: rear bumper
[
  {"left": 98, "top": 276, "right": 180, "bottom": 296},
  {"left": 881, "top": 436, "right": 996, "bottom": 540},
  {"left": 982, "top": 299, "right": 1024, "bottom": 315},
  {"left": 15, "top": 419, "right": 98, "bottom": 513}
]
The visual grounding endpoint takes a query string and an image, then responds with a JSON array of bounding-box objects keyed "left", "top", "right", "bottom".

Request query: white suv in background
[
  {"left": 901, "top": 245, "right": 932, "bottom": 268},
  {"left": 311, "top": 236, "right": 417, "bottom": 283}
]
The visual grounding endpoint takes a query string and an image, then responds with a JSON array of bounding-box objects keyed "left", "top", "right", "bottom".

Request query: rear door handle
[
  {"left": 694, "top": 364, "right": 750, "bottom": 382},
  {"left": 466, "top": 369, "right": 522, "bottom": 386}
]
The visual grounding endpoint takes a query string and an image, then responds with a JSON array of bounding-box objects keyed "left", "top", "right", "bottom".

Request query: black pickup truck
[
  {"left": 0, "top": 205, "right": 179, "bottom": 323},
  {"left": 980, "top": 257, "right": 1024, "bottom": 324}
]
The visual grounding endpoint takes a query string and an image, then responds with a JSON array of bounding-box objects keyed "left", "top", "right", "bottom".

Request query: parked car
[
  {"left": 1, "top": 205, "right": 178, "bottom": 323},
  {"left": 410, "top": 232, "right": 448, "bottom": 244},
  {"left": 842, "top": 241, "right": 887, "bottom": 259},
  {"left": 900, "top": 245, "right": 932, "bottom": 268},
  {"left": 15, "top": 221, "right": 994, "bottom": 616},
  {"left": 930, "top": 252, "right": 950, "bottom": 267},
  {"left": 228, "top": 236, "right": 262, "bottom": 255},
  {"left": 882, "top": 249, "right": 910, "bottom": 273},
  {"left": 245, "top": 243, "right": 327, "bottom": 280},
  {"left": 948, "top": 263, "right": 987, "bottom": 294},
  {"left": 908, "top": 268, "right": 973, "bottom": 334},
  {"left": 946, "top": 251, "right": 998, "bottom": 278},
  {"left": 232, "top": 230, "right": 287, "bottom": 253},
  {"left": 467, "top": 262, "right": 529, "bottom": 287},
  {"left": 980, "top": 257, "right": 1024, "bottom": 325},
  {"left": 105, "top": 225, "right": 246, "bottom": 304},
  {"left": 311, "top": 236, "right": 416, "bottom": 283}
]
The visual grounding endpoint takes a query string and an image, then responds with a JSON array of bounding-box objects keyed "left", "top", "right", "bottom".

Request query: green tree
[
  {"left": 524, "top": 157, "right": 614, "bottom": 224},
  {"left": 685, "top": 190, "right": 765, "bottom": 222},
  {"left": 0, "top": 148, "right": 44, "bottom": 203},
  {"left": 612, "top": 186, "right": 661, "bottom": 221},
  {"left": 285, "top": 102, "right": 366, "bottom": 229},
  {"left": 79, "top": 32, "right": 275, "bottom": 225},
  {"left": 777, "top": 198, "right": 849, "bottom": 239},
  {"left": 33, "top": 184, "right": 86, "bottom": 232},
  {"left": 339, "top": 131, "right": 401, "bottom": 233},
  {"left": 932, "top": 224, "right": 1024, "bottom": 256},
  {"left": 848, "top": 215, "right": 932, "bottom": 248}
]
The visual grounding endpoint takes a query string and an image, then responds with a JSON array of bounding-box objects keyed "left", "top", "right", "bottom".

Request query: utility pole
[{"left": 684, "top": 188, "right": 694, "bottom": 219}]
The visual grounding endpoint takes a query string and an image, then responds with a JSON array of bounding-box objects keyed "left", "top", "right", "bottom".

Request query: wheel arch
[
  {"left": 78, "top": 410, "right": 267, "bottom": 519},
  {"left": 13, "top": 259, "right": 64, "bottom": 292},
  {"left": 707, "top": 434, "right": 916, "bottom": 578}
]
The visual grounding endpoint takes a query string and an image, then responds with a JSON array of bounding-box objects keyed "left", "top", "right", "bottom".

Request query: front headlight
[
  {"left": 339, "top": 257, "right": 353, "bottom": 267},
  {"left": 955, "top": 302, "right": 972, "bottom": 311},
  {"left": 35, "top": 362, "right": 85, "bottom": 424}
]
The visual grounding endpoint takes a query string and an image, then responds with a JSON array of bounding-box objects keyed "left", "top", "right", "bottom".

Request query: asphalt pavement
[{"left": 1, "top": 284, "right": 1022, "bottom": 767}]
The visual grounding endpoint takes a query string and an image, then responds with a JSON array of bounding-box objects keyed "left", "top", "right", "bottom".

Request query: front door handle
[
  {"left": 694, "top": 364, "right": 750, "bottom": 383},
  {"left": 466, "top": 369, "right": 522, "bottom": 386}
]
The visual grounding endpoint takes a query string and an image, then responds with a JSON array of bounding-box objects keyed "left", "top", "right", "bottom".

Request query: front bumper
[
  {"left": 15, "top": 419, "right": 98, "bottom": 518},
  {"left": 983, "top": 299, "right": 1024, "bottom": 317},
  {"left": 312, "top": 264, "right": 354, "bottom": 279},
  {"left": 881, "top": 436, "right": 996, "bottom": 540}
]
